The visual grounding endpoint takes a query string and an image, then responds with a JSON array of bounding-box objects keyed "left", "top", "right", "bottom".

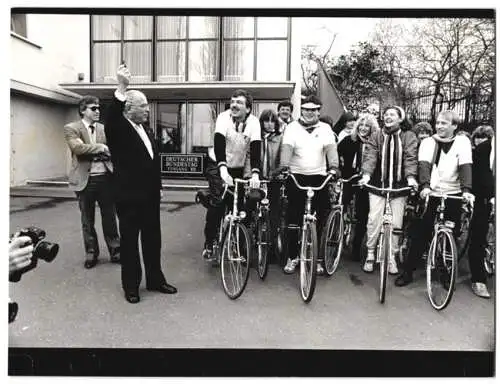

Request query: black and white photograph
[{"left": 7, "top": 4, "right": 495, "bottom": 377}]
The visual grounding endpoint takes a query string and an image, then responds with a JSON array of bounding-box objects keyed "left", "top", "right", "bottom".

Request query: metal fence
[{"left": 403, "top": 92, "right": 494, "bottom": 129}]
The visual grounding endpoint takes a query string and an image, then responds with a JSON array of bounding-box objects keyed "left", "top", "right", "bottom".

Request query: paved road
[{"left": 8, "top": 195, "right": 495, "bottom": 351}]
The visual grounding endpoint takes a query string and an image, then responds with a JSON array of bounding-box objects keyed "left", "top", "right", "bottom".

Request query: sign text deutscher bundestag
[{"left": 161, "top": 154, "right": 204, "bottom": 174}]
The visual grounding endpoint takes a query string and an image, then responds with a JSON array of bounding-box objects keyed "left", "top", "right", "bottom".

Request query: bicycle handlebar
[
  {"left": 338, "top": 173, "right": 363, "bottom": 184},
  {"left": 356, "top": 183, "right": 414, "bottom": 195},
  {"left": 288, "top": 173, "right": 334, "bottom": 192}
]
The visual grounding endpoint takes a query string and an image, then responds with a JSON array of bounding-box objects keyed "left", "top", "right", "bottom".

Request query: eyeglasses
[{"left": 88, "top": 106, "right": 100, "bottom": 111}]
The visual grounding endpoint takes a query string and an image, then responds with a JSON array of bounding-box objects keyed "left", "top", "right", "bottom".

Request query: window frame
[{"left": 90, "top": 15, "right": 291, "bottom": 83}]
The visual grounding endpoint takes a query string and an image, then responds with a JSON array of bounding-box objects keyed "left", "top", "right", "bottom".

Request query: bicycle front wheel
[
  {"left": 484, "top": 221, "right": 495, "bottom": 276},
  {"left": 256, "top": 208, "right": 271, "bottom": 280},
  {"left": 300, "top": 221, "right": 318, "bottom": 303},
  {"left": 220, "top": 222, "right": 251, "bottom": 299},
  {"left": 426, "top": 229, "right": 457, "bottom": 310},
  {"left": 320, "top": 208, "right": 344, "bottom": 276},
  {"left": 379, "top": 225, "right": 391, "bottom": 304}
]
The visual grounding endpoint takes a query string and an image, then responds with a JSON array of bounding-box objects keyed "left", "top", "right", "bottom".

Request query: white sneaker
[
  {"left": 316, "top": 263, "right": 325, "bottom": 275},
  {"left": 363, "top": 251, "right": 375, "bottom": 273},
  {"left": 284, "top": 258, "right": 299, "bottom": 274},
  {"left": 388, "top": 258, "right": 399, "bottom": 275},
  {"left": 472, "top": 282, "right": 491, "bottom": 299}
]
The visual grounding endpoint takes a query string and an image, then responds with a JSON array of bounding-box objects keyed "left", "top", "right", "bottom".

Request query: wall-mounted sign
[{"left": 161, "top": 153, "right": 204, "bottom": 174}]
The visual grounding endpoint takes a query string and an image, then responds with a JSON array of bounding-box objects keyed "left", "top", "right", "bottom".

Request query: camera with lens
[{"left": 9, "top": 226, "right": 59, "bottom": 283}]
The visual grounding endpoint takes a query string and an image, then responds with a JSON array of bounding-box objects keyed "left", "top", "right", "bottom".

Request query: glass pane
[
  {"left": 257, "top": 17, "right": 288, "bottom": 38},
  {"left": 188, "top": 41, "right": 218, "bottom": 81},
  {"left": 223, "top": 17, "right": 254, "bottom": 38},
  {"left": 157, "top": 103, "right": 183, "bottom": 154},
  {"left": 157, "top": 16, "right": 186, "bottom": 39},
  {"left": 188, "top": 16, "right": 218, "bottom": 38},
  {"left": 188, "top": 103, "right": 217, "bottom": 151},
  {"left": 124, "top": 16, "right": 152, "bottom": 40},
  {"left": 256, "top": 40, "right": 287, "bottom": 81},
  {"left": 254, "top": 102, "right": 279, "bottom": 119},
  {"left": 223, "top": 41, "right": 254, "bottom": 81},
  {"left": 157, "top": 42, "right": 186, "bottom": 82},
  {"left": 92, "top": 15, "right": 121, "bottom": 40},
  {"left": 123, "top": 42, "right": 152, "bottom": 82},
  {"left": 93, "top": 42, "right": 121, "bottom": 82}
]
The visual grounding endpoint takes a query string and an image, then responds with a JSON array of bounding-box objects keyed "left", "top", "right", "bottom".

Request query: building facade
[{"left": 10, "top": 13, "right": 301, "bottom": 185}]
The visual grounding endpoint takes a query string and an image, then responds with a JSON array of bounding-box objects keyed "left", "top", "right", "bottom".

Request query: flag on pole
[{"left": 316, "top": 59, "right": 346, "bottom": 128}]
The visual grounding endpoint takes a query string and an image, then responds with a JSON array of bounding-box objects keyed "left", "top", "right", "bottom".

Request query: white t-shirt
[
  {"left": 214, "top": 109, "right": 261, "bottom": 168},
  {"left": 282, "top": 120, "right": 337, "bottom": 175},
  {"left": 419, "top": 135, "right": 472, "bottom": 194}
]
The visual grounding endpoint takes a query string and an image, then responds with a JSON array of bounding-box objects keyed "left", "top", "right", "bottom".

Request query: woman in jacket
[
  {"left": 358, "top": 106, "right": 419, "bottom": 275},
  {"left": 337, "top": 113, "right": 380, "bottom": 261}
]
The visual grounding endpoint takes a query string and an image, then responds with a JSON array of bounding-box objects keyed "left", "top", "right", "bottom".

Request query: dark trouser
[
  {"left": 468, "top": 197, "right": 491, "bottom": 284},
  {"left": 116, "top": 198, "right": 166, "bottom": 293},
  {"left": 286, "top": 174, "right": 330, "bottom": 261},
  {"left": 76, "top": 174, "right": 120, "bottom": 261},
  {"left": 351, "top": 188, "right": 369, "bottom": 257},
  {"left": 204, "top": 161, "right": 244, "bottom": 246},
  {"left": 402, "top": 194, "right": 462, "bottom": 274}
]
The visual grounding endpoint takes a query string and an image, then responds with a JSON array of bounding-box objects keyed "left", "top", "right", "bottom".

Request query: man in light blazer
[{"left": 64, "top": 95, "right": 120, "bottom": 269}]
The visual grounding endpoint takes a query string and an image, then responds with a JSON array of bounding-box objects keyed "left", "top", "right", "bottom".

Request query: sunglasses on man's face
[{"left": 88, "top": 106, "right": 100, "bottom": 112}]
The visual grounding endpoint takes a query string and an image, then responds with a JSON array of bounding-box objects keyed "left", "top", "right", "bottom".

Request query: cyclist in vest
[
  {"left": 395, "top": 110, "right": 475, "bottom": 287},
  {"left": 358, "top": 105, "right": 419, "bottom": 275},
  {"left": 276, "top": 95, "right": 339, "bottom": 275},
  {"left": 201, "top": 90, "right": 261, "bottom": 260}
]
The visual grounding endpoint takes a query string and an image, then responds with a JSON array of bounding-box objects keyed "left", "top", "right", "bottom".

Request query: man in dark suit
[
  {"left": 105, "top": 64, "right": 177, "bottom": 304},
  {"left": 64, "top": 95, "right": 120, "bottom": 269}
]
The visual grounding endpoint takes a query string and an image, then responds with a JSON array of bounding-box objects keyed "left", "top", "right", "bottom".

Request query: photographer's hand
[{"left": 9, "top": 236, "right": 34, "bottom": 274}]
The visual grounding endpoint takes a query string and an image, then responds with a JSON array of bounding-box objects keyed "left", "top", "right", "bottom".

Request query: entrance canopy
[{"left": 59, "top": 81, "right": 296, "bottom": 101}]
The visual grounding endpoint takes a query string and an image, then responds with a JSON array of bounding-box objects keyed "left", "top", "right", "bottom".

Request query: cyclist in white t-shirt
[
  {"left": 395, "top": 110, "right": 475, "bottom": 287},
  {"left": 276, "top": 95, "right": 339, "bottom": 275},
  {"left": 201, "top": 90, "right": 261, "bottom": 260}
]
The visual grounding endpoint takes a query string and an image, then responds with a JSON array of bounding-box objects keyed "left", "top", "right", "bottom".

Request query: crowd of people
[
  {"left": 199, "top": 92, "right": 494, "bottom": 300},
  {"left": 54, "top": 64, "right": 494, "bottom": 304}
]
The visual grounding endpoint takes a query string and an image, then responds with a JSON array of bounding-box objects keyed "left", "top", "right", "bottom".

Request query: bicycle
[
  {"left": 215, "top": 178, "right": 252, "bottom": 300},
  {"left": 275, "top": 178, "right": 289, "bottom": 267},
  {"left": 358, "top": 183, "right": 414, "bottom": 304},
  {"left": 397, "top": 191, "right": 420, "bottom": 268},
  {"left": 320, "top": 173, "right": 361, "bottom": 276},
  {"left": 284, "top": 173, "right": 334, "bottom": 303},
  {"left": 248, "top": 180, "right": 271, "bottom": 280},
  {"left": 484, "top": 208, "right": 495, "bottom": 276},
  {"left": 424, "top": 191, "right": 473, "bottom": 310}
]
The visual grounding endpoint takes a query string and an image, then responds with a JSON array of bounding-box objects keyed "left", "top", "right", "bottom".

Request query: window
[
  {"left": 91, "top": 15, "right": 290, "bottom": 83},
  {"left": 11, "top": 14, "right": 27, "bottom": 38},
  {"left": 222, "top": 17, "right": 289, "bottom": 81},
  {"left": 156, "top": 16, "right": 219, "bottom": 82},
  {"left": 188, "top": 103, "right": 217, "bottom": 152}
]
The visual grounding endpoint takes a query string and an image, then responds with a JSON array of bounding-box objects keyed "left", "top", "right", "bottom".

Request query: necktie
[{"left": 89, "top": 125, "right": 95, "bottom": 134}]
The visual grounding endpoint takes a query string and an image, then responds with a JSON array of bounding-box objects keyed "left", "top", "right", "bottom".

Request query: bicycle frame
[
  {"left": 289, "top": 173, "right": 334, "bottom": 233},
  {"left": 360, "top": 184, "right": 414, "bottom": 261}
]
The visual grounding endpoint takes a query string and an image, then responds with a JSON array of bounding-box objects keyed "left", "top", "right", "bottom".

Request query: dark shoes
[
  {"left": 125, "top": 291, "right": 140, "bottom": 304},
  {"left": 110, "top": 255, "right": 121, "bottom": 264},
  {"left": 395, "top": 272, "right": 413, "bottom": 287},
  {"left": 84, "top": 259, "right": 98, "bottom": 269},
  {"left": 146, "top": 283, "right": 178, "bottom": 294}
]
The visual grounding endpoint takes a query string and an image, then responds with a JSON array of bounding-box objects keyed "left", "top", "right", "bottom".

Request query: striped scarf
[{"left": 380, "top": 130, "right": 403, "bottom": 188}]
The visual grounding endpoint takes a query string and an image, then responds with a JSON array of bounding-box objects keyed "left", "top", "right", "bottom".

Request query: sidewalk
[{"left": 10, "top": 177, "right": 207, "bottom": 202}]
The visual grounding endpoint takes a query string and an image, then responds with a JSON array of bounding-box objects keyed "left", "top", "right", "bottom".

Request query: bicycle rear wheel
[
  {"left": 220, "top": 222, "right": 251, "bottom": 299},
  {"left": 320, "top": 208, "right": 343, "bottom": 276},
  {"left": 300, "top": 221, "right": 318, "bottom": 303},
  {"left": 379, "top": 225, "right": 391, "bottom": 304},
  {"left": 426, "top": 229, "right": 457, "bottom": 310},
  {"left": 256, "top": 207, "right": 271, "bottom": 280}
]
